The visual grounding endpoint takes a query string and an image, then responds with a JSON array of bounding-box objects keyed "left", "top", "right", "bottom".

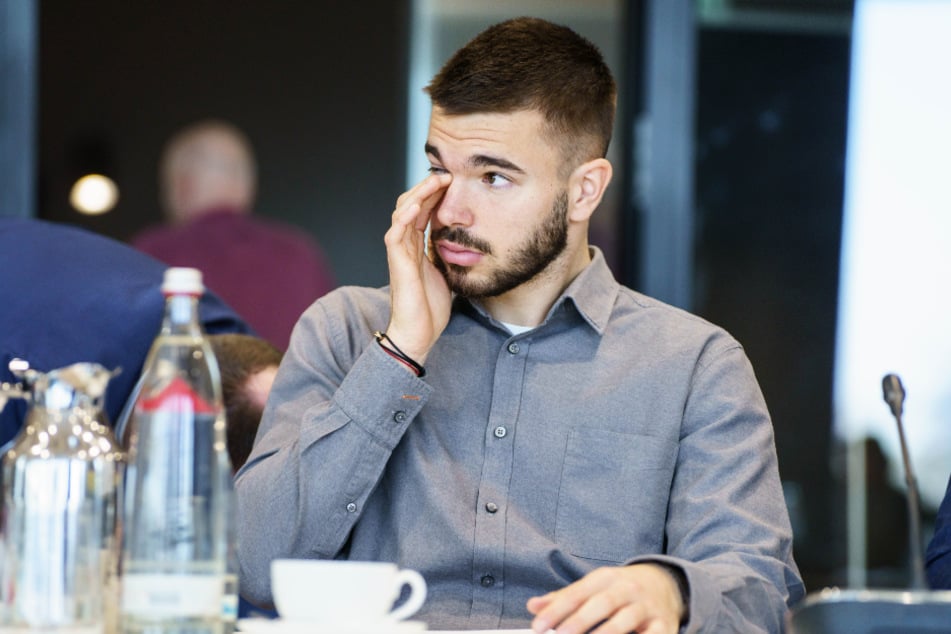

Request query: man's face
[{"left": 425, "top": 108, "right": 571, "bottom": 299}]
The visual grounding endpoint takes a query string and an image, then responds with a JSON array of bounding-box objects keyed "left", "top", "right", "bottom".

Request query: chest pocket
[{"left": 555, "top": 429, "right": 678, "bottom": 563}]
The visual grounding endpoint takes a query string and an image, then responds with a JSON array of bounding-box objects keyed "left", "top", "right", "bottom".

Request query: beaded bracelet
[{"left": 374, "top": 331, "right": 426, "bottom": 378}]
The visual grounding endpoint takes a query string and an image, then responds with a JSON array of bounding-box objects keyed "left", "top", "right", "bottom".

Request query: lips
[{"left": 436, "top": 241, "right": 483, "bottom": 267}]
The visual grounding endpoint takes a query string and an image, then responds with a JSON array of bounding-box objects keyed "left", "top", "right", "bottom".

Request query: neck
[{"left": 481, "top": 242, "right": 591, "bottom": 327}]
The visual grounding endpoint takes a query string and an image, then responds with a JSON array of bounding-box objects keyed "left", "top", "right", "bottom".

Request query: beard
[{"left": 429, "top": 191, "right": 569, "bottom": 299}]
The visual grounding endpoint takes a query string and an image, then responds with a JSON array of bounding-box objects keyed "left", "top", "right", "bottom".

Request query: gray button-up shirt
[{"left": 236, "top": 248, "right": 804, "bottom": 632}]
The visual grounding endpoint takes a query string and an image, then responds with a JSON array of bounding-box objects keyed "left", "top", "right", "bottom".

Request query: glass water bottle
[{"left": 119, "top": 268, "right": 233, "bottom": 634}]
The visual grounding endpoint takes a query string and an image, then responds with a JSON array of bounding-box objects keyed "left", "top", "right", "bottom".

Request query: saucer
[{"left": 237, "top": 617, "right": 427, "bottom": 634}]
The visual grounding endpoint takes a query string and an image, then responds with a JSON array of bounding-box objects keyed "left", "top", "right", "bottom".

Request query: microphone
[
  {"left": 881, "top": 373, "right": 928, "bottom": 590},
  {"left": 787, "top": 375, "right": 951, "bottom": 632},
  {"left": 882, "top": 373, "right": 905, "bottom": 418}
]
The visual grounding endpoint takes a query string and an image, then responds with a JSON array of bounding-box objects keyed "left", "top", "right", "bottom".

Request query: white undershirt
[{"left": 500, "top": 321, "right": 533, "bottom": 336}]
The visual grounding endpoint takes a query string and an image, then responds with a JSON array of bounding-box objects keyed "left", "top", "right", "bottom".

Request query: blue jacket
[
  {"left": 0, "top": 217, "right": 251, "bottom": 447},
  {"left": 927, "top": 473, "right": 951, "bottom": 588}
]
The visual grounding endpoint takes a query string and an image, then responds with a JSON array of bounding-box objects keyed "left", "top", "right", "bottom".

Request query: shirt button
[
  {"left": 346, "top": 502, "right": 357, "bottom": 513},
  {"left": 480, "top": 575, "right": 495, "bottom": 588},
  {"left": 493, "top": 426, "right": 507, "bottom": 439},
  {"left": 485, "top": 502, "right": 498, "bottom": 514},
  {"left": 507, "top": 342, "right": 520, "bottom": 355},
  {"left": 393, "top": 411, "right": 407, "bottom": 423}
]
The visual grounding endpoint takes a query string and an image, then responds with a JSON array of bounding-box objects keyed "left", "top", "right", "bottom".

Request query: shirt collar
[
  {"left": 454, "top": 246, "right": 620, "bottom": 337},
  {"left": 554, "top": 246, "right": 619, "bottom": 335}
]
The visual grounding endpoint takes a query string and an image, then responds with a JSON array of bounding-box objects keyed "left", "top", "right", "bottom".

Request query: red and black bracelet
[{"left": 374, "top": 331, "right": 426, "bottom": 378}]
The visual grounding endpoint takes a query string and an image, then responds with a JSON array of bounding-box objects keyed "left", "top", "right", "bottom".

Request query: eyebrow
[{"left": 425, "top": 143, "right": 525, "bottom": 174}]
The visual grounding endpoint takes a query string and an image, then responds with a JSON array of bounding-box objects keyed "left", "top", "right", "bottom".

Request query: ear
[{"left": 567, "top": 158, "right": 613, "bottom": 223}]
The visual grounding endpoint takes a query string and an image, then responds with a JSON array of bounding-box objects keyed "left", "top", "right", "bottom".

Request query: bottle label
[
  {"left": 121, "top": 573, "right": 223, "bottom": 617},
  {"left": 136, "top": 376, "right": 217, "bottom": 414}
]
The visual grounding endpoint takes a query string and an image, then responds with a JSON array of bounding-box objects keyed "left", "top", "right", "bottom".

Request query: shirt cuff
[{"left": 332, "top": 339, "right": 432, "bottom": 449}]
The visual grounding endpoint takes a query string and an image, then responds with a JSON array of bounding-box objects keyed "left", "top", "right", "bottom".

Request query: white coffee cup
[{"left": 270, "top": 559, "right": 427, "bottom": 624}]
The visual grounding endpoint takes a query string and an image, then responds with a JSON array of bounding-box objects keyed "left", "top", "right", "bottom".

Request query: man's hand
[
  {"left": 382, "top": 172, "right": 453, "bottom": 366},
  {"left": 526, "top": 563, "right": 686, "bottom": 634}
]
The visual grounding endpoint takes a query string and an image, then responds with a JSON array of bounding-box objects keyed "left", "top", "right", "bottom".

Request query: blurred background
[{"left": 3, "top": 0, "right": 950, "bottom": 595}]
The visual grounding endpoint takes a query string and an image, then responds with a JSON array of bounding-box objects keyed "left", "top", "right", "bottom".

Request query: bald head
[{"left": 159, "top": 120, "right": 257, "bottom": 224}]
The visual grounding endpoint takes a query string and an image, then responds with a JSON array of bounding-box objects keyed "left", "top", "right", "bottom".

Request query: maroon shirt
[{"left": 132, "top": 208, "right": 335, "bottom": 350}]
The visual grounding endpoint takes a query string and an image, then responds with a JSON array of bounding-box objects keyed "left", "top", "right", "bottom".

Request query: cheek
[{"left": 486, "top": 211, "right": 539, "bottom": 256}]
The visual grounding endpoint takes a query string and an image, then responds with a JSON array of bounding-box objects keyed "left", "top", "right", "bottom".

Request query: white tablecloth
[{"left": 429, "top": 630, "right": 545, "bottom": 633}]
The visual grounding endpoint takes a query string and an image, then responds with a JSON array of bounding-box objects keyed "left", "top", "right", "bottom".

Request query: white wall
[{"left": 836, "top": 0, "right": 951, "bottom": 583}]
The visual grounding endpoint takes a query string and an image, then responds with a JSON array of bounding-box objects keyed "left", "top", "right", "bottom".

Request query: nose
[{"left": 432, "top": 179, "right": 473, "bottom": 228}]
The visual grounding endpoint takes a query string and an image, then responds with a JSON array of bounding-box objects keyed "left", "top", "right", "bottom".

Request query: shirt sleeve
[
  {"left": 926, "top": 472, "right": 951, "bottom": 589},
  {"left": 627, "top": 340, "right": 805, "bottom": 633},
  {"left": 233, "top": 294, "right": 432, "bottom": 606},
  {"left": 198, "top": 290, "right": 254, "bottom": 336}
]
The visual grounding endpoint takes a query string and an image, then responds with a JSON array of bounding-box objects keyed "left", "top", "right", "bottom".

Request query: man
[
  {"left": 236, "top": 17, "right": 804, "bottom": 633},
  {"left": 926, "top": 473, "right": 951, "bottom": 588},
  {"left": 209, "top": 333, "right": 283, "bottom": 471},
  {"left": 209, "top": 333, "right": 283, "bottom": 620},
  {"left": 0, "top": 217, "right": 251, "bottom": 448},
  {"left": 131, "top": 119, "right": 336, "bottom": 350}
]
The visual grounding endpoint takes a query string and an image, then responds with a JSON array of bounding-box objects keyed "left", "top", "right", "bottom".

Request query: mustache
[{"left": 430, "top": 227, "right": 493, "bottom": 256}]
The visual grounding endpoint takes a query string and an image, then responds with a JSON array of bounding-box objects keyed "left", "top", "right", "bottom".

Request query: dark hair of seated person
[{"left": 209, "top": 334, "right": 283, "bottom": 471}]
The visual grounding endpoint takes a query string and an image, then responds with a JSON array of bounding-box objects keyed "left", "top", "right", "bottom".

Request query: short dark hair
[
  {"left": 209, "top": 334, "right": 283, "bottom": 470},
  {"left": 425, "top": 17, "right": 616, "bottom": 169}
]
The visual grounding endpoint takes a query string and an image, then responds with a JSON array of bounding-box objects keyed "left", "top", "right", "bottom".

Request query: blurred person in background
[
  {"left": 211, "top": 332, "right": 283, "bottom": 621},
  {"left": 1, "top": 218, "right": 284, "bottom": 620},
  {"left": 131, "top": 119, "right": 336, "bottom": 350},
  {"left": 0, "top": 217, "right": 251, "bottom": 449},
  {"left": 208, "top": 333, "right": 283, "bottom": 471},
  {"left": 113, "top": 332, "right": 282, "bottom": 474}
]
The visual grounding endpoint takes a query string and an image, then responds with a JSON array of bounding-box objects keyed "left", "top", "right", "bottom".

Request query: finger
[
  {"left": 414, "top": 174, "right": 451, "bottom": 231},
  {"left": 383, "top": 204, "right": 425, "bottom": 260},
  {"left": 394, "top": 172, "right": 448, "bottom": 209},
  {"left": 529, "top": 596, "right": 575, "bottom": 633},
  {"left": 534, "top": 566, "right": 659, "bottom": 633},
  {"left": 526, "top": 594, "right": 553, "bottom": 615},
  {"left": 632, "top": 608, "right": 679, "bottom": 634},
  {"left": 589, "top": 602, "right": 647, "bottom": 634},
  {"left": 415, "top": 202, "right": 434, "bottom": 232},
  {"left": 386, "top": 180, "right": 450, "bottom": 260},
  {"left": 641, "top": 620, "right": 678, "bottom": 634},
  {"left": 529, "top": 590, "right": 592, "bottom": 634},
  {"left": 528, "top": 571, "right": 616, "bottom": 633},
  {"left": 393, "top": 173, "right": 451, "bottom": 226},
  {"left": 588, "top": 594, "right": 679, "bottom": 634},
  {"left": 551, "top": 589, "right": 630, "bottom": 634}
]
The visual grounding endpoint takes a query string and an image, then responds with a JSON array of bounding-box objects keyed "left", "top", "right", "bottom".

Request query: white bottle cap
[{"left": 161, "top": 267, "right": 204, "bottom": 295}]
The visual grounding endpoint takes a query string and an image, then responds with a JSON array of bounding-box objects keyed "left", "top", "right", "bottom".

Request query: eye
[
  {"left": 482, "top": 172, "right": 511, "bottom": 187},
  {"left": 428, "top": 165, "right": 448, "bottom": 175}
]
